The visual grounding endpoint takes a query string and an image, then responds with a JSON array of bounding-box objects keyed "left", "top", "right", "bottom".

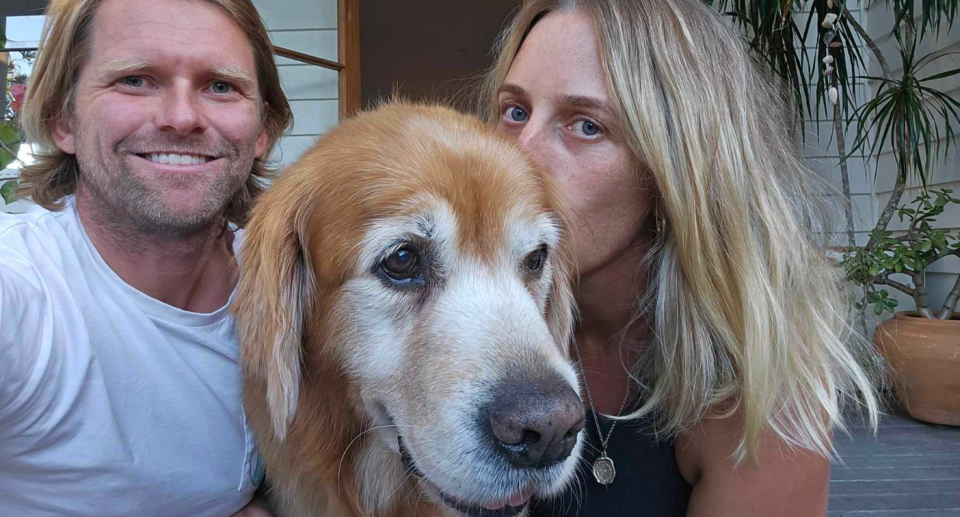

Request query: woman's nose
[{"left": 516, "top": 122, "right": 550, "bottom": 172}]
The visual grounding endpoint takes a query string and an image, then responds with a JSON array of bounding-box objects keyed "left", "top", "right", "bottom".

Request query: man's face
[{"left": 54, "top": 0, "right": 268, "bottom": 238}]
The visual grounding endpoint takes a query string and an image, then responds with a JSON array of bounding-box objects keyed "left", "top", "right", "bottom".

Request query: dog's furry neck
[
  {"left": 354, "top": 436, "right": 449, "bottom": 516},
  {"left": 264, "top": 383, "right": 450, "bottom": 517}
]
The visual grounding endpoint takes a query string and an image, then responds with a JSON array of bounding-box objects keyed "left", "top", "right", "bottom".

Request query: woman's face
[{"left": 496, "top": 11, "right": 653, "bottom": 277}]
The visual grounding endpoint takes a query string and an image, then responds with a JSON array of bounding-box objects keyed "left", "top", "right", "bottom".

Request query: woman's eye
[
  {"left": 505, "top": 106, "right": 529, "bottom": 123},
  {"left": 122, "top": 76, "right": 145, "bottom": 88},
  {"left": 575, "top": 120, "right": 602, "bottom": 137},
  {"left": 211, "top": 81, "right": 233, "bottom": 94}
]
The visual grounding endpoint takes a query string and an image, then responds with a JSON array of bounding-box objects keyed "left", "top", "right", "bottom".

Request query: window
[{"left": 3, "top": 15, "right": 43, "bottom": 182}]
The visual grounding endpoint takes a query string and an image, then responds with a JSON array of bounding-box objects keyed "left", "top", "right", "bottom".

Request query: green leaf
[
  {"left": 920, "top": 67, "right": 960, "bottom": 82},
  {"left": 0, "top": 124, "right": 22, "bottom": 170},
  {"left": 920, "top": 240, "right": 933, "bottom": 252},
  {"left": 875, "top": 302, "right": 885, "bottom": 316},
  {"left": 0, "top": 180, "right": 17, "bottom": 205},
  {"left": 869, "top": 265, "right": 881, "bottom": 277}
]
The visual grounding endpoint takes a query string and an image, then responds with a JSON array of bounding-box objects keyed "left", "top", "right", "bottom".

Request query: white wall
[
  {"left": 798, "top": 5, "right": 874, "bottom": 247},
  {"left": 252, "top": 0, "right": 341, "bottom": 169}
]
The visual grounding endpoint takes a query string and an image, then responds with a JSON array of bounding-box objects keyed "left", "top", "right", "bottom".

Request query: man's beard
[{"left": 76, "top": 132, "right": 254, "bottom": 241}]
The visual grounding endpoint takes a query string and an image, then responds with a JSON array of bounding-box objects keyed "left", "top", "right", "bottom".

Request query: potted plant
[
  {"left": 709, "top": 0, "right": 960, "bottom": 425},
  {"left": 1, "top": 29, "right": 32, "bottom": 206},
  {"left": 1, "top": 82, "right": 26, "bottom": 205},
  {"left": 841, "top": 189, "right": 960, "bottom": 425},
  {"left": 833, "top": 6, "right": 960, "bottom": 426}
]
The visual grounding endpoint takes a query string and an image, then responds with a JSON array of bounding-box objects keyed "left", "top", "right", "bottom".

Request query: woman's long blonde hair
[
  {"left": 17, "top": 0, "right": 293, "bottom": 227},
  {"left": 480, "top": 0, "right": 879, "bottom": 461}
]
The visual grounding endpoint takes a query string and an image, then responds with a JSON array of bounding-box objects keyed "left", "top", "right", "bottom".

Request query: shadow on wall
[{"left": 359, "top": 0, "right": 522, "bottom": 113}]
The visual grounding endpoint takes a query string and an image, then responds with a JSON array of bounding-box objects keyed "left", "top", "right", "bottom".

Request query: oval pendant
[{"left": 592, "top": 454, "right": 616, "bottom": 485}]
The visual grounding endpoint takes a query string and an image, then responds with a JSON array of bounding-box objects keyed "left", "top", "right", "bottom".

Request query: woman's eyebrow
[
  {"left": 497, "top": 83, "right": 529, "bottom": 98},
  {"left": 560, "top": 94, "right": 615, "bottom": 115}
]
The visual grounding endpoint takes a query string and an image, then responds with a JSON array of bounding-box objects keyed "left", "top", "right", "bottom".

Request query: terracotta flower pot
[{"left": 873, "top": 311, "right": 960, "bottom": 426}]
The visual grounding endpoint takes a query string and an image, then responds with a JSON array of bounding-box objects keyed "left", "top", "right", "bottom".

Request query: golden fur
[{"left": 232, "top": 101, "right": 582, "bottom": 517}]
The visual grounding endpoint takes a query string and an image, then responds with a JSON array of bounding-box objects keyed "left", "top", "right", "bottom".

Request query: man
[{"left": 0, "top": 0, "right": 292, "bottom": 515}]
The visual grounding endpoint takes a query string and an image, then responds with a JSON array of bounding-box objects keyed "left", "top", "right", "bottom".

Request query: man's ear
[
  {"left": 51, "top": 115, "right": 77, "bottom": 155},
  {"left": 254, "top": 130, "right": 268, "bottom": 158}
]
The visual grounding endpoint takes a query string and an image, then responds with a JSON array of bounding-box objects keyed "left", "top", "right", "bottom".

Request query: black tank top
[{"left": 528, "top": 405, "right": 692, "bottom": 517}]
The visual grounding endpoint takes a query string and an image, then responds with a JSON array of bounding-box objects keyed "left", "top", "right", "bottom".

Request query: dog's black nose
[{"left": 486, "top": 378, "right": 584, "bottom": 469}]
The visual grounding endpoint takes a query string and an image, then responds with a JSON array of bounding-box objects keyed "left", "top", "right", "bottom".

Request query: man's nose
[{"left": 156, "top": 83, "right": 208, "bottom": 136}]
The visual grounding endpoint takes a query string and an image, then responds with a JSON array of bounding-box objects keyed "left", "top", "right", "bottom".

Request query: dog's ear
[
  {"left": 546, "top": 222, "right": 578, "bottom": 357},
  {"left": 235, "top": 199, "right": 317, "bottom": 442}
]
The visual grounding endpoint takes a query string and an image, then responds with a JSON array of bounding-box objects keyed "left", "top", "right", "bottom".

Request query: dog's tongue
[{"left": 482, "top": 487, "right": 533, "bottom": 510}]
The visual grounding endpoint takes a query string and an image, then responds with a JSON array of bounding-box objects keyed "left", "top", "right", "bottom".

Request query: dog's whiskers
[
  {"left": 371, "top": 463, "right": 419, "bottom": 512},
  {"left": 570, "top": 454, "right": 591, "bottom": 515},
  {"left": 337, "top": 423, "right": 415, "bottom": 496},
  {"left": 413, "top": 477, "right": 429, "bottom": 510}
]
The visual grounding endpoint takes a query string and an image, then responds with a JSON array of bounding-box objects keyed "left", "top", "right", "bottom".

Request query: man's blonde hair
[
  {"left": 480, "top": 0, "right": 879, "bottom": 461},
  {"left": 18, "top": 0, "right": 293, "bottom": 227}
]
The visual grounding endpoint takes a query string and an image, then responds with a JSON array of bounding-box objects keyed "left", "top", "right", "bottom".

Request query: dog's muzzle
[
  {"left": 396, "top": 375, "right": 583, "bottom": 517},
  {"left": 399, "top": 436, "right": 533, "bottom": 517}
]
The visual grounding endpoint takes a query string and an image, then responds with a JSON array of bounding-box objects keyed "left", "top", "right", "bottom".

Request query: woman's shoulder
[{"left": 675, "top": 407, "right": 830, "bottom": 517}]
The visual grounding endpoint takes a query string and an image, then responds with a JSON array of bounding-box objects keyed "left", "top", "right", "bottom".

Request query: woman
[{"left": 479, "top": 0, "right": 880, "bottom": 515}]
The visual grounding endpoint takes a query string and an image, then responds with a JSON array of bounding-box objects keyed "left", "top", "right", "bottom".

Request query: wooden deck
[{"left": 829, "top": 400, "right": 960, "bottom": 516}]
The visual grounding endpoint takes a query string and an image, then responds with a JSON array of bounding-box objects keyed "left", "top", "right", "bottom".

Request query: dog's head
[{"left": 235, "top": 101, "right": 583, "bottom": 516}]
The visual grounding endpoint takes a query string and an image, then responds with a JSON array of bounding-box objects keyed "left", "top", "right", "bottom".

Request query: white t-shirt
[{"left": 0, "top": 197, "right": 263, "bottom": 517}]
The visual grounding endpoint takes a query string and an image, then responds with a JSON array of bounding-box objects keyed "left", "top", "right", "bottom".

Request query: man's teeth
[{"left": 145, "top": 153, "right": 209, "bottom": 165}]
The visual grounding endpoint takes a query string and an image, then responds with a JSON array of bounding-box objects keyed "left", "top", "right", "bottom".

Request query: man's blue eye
[
  {"left": 123, "top": 76, "right": 144, "bottom": 88},
  {"left": 212, "top": 81, "right": 233, "bottom": 94}
]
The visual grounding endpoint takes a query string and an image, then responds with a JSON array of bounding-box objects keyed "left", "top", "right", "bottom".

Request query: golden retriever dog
[{"left": 232, "top": 101, "right": 585, "bottom": 517}]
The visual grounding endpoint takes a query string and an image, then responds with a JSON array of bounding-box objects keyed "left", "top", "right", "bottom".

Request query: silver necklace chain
[{"left": 572, "top": 334, "right": 632, "bottom": 453}]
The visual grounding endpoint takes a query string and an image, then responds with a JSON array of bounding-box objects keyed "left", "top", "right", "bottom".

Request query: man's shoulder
[
  {"left": 0, "top": 201, "right": 72, "bottom": 241},
  {"left": 0, "top": 201, "right": 82, "bottom": 301},
  {"left": 0, "top": 201, "right": 78, "bottom": 259}
]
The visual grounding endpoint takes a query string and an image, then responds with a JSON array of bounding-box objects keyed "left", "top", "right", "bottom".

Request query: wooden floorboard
[{"left": 828, "top": 398, "right": 960, "bottom": 516}]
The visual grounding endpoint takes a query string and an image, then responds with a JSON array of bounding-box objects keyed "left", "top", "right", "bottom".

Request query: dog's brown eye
[
  {"left": 382, "top": 246, "right": 421, "bottom": 281},
  {"left": 524, "top": 246, "right": 548, "bottom": 274}
]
